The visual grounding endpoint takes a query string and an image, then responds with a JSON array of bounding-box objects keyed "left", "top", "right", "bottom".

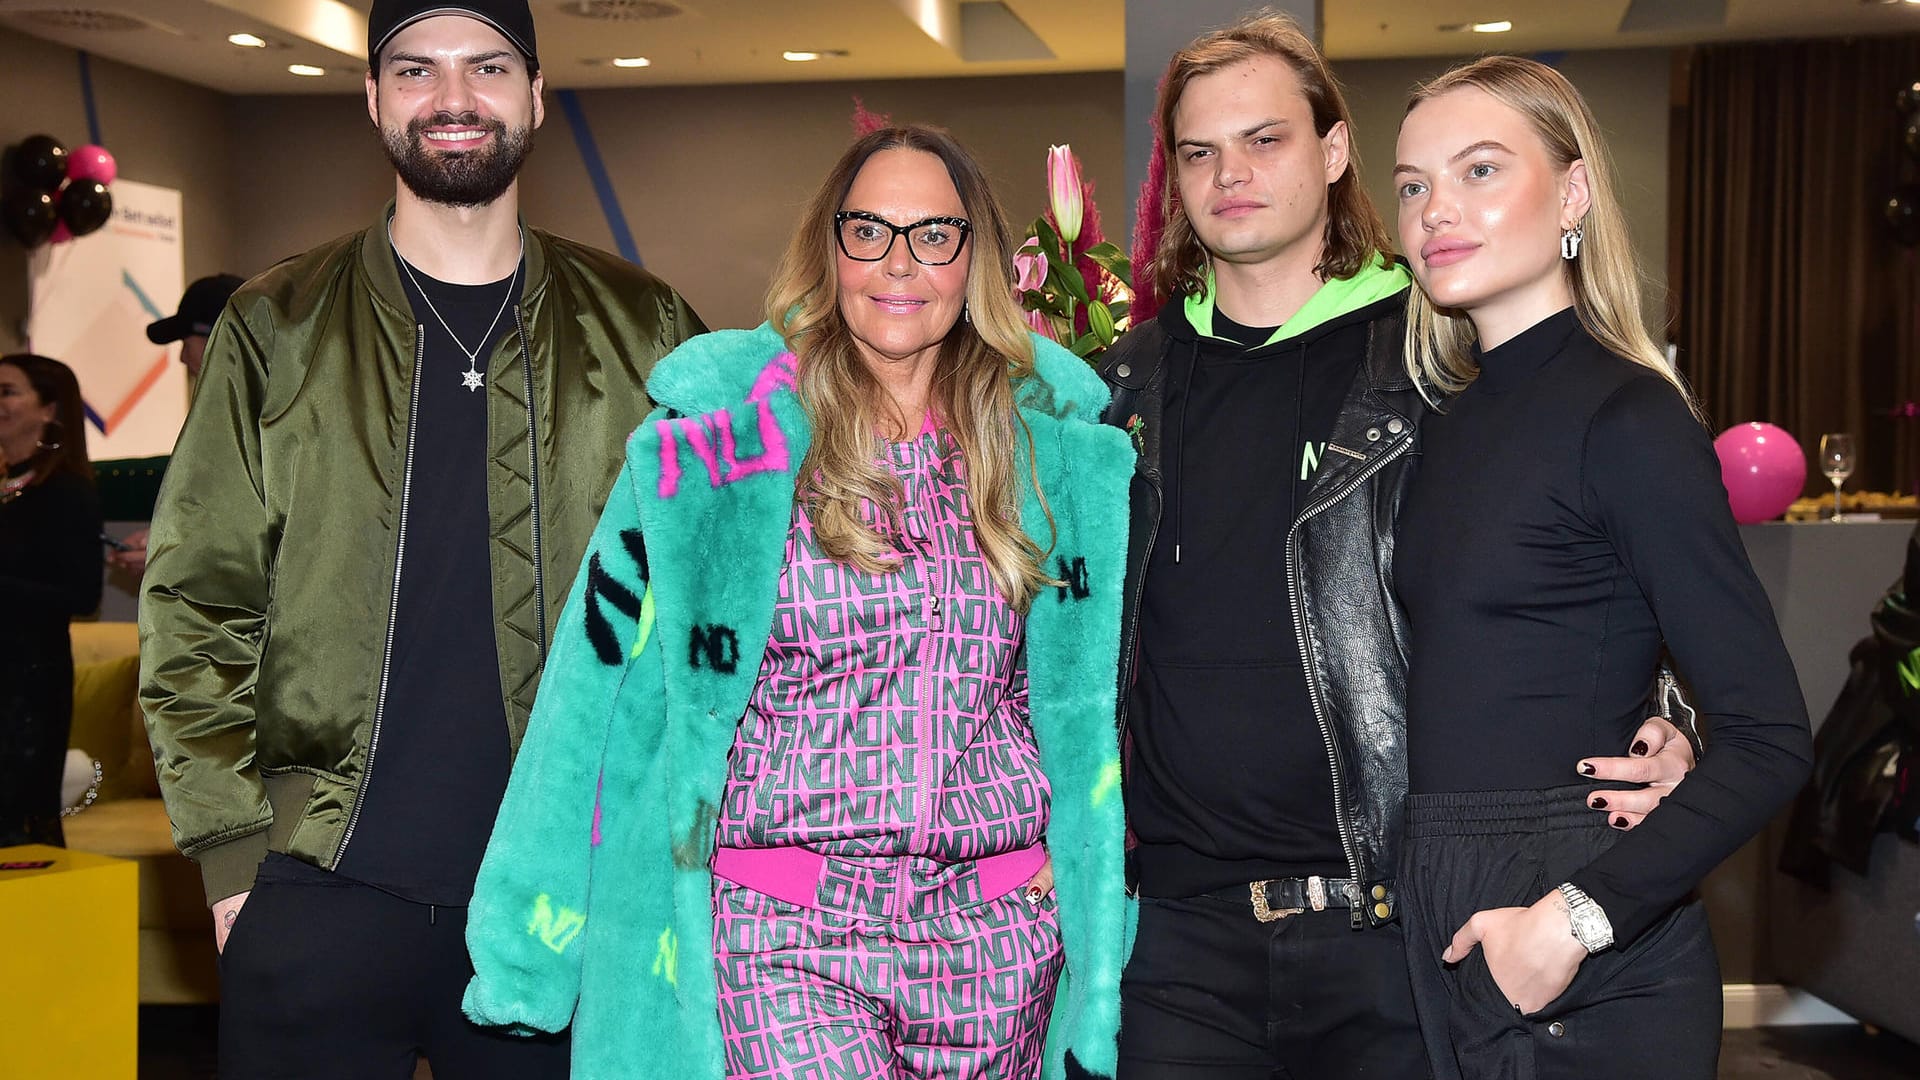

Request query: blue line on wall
[
  {"left": 83, "top": 401, "right": 105, "bottom": 433},
  {"left": 556, "top": 89, "right": 641, "bottom": 267},
  {"left": 123, "top": 269, "right": 164, "bottom": 320},
  {"left": 78, "top": 51, "right": 102, "bottom": 145},
  {"left": 1531, "top": 51, "right": 1569, "bottom": 69}
]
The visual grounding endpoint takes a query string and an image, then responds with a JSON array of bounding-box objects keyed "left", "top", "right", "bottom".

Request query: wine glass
[{"left": 1819, "top": 433, "right": 1855, "bottom": 522}]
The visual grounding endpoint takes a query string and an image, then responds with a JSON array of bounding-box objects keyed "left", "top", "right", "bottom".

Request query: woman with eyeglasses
[
  {"left": 1, "top": 353, "right": 102, "bottom": 848},
  {"left": 463, "top": 124, "right": 1133, "bottom": 1080}
]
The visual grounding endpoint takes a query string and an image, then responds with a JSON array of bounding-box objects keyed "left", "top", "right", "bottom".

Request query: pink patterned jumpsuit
[{"left": 710, "top": 418, "right": 1064, "bottom": 1080}]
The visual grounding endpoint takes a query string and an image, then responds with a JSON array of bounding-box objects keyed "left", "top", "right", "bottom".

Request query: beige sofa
[{"left": 61, "top": 620, "right": 219, "bottom": 1005}]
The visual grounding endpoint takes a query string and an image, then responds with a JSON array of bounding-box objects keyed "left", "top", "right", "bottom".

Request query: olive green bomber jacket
[{"left": 138, "top": 205, "right": 704, "bottom": 905}]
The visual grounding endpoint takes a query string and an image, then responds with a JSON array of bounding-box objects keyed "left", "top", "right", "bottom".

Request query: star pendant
[{"left": 462, "top": 368, "right": 486, "bottom": 392}]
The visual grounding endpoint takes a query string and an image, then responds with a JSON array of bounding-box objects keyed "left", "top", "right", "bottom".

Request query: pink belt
[{"left": 712, "top": 843, "right": 1047, "bottom": 914}]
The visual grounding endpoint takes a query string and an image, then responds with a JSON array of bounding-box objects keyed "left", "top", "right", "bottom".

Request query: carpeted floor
[{"left": 140, "top": 1007, "right": 1920, "bottom": 1079}]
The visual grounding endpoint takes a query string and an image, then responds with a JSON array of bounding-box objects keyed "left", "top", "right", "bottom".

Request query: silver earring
[
  {"left": 1561, "top": 222, "right": 1584, "bottom": 261},
  {"left": 962, "top": 303, "right": 971, "bottom": 325},
  {"left": 36, "top": 437, "right": 61, "bottom": 451}
]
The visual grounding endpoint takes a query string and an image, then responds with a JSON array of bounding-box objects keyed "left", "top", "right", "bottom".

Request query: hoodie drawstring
[
  {"left": 1173, "top": 336, "right": 1199, "bottom": 564},
  {"left": 1292, "top": 342, "right": 1307, "bottom": 522}
]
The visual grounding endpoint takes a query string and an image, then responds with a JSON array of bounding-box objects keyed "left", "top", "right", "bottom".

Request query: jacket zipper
[
  {"left": 335, "top": 326, "right": 425, "bottom": 865},
  {"left": 515, "top": 305, "right": 547, "bottom": 659},
  {"left": 1117, "top": 482, "right": 1161, "bottom": 726},
  {"left": 1113, "top": 346, "right": 1165, "bottom": 731},
  {"left": 913, "top": 451, "right": 939, "bottom": 872},
  {"left": 1283, "top": 433, "right": 1412, "bottom": 919}
]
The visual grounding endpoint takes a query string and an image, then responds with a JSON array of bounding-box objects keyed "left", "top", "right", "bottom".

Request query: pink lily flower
[
  {"left": 1048, "top": 144, "right": 1085, "bottom": 246},
  {"left": 1013, "top": 245, "right": 1048, "bottom": 292}
]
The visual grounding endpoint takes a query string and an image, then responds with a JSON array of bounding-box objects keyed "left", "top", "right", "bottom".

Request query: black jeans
[
  {"left": 1118, "top": 892, "right": 1428, "bottom": 1079},
  {"left": 217, "top": 855, "right": 570, "bottom": 1079},
  {"left": 0, "top": 614, "right": 70, "bottom": 848},
  {"left": 1402, "top": 784, "right": 1723, "bottom": 1080}
]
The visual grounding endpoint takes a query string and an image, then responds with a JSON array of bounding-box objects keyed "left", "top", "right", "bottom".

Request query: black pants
[
  {"left": 1402, "top": 784, "right": 1722, "bottom": 1080},
  {"left": 1118, "top": 892, "right": 1428, "bottom": 1079},
  {"left": 0, "top": 614, "right": 70, "bottom": 848},
  {"left": 218, "top": 856, "right": 570, "bottom": 1079}
]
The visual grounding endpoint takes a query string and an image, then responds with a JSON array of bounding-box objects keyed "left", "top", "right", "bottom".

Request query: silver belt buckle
[
  {"left": 1250, "top": 881, "right": 1304, "bottom": 923},
  {"left": 1307, "top": 874, "right": 1328, "bottom": 912}
]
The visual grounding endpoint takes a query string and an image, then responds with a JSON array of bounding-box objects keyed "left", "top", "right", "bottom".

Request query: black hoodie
[{"left": 1128, "top": 288, "right": 1409, "bottom": 898}]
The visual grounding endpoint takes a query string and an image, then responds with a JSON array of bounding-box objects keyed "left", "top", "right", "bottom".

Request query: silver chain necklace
[{"left": 388, "top": 221, "right": 524, "bottom": 392}]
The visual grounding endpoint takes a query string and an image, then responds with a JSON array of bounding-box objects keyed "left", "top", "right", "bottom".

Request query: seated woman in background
[
  {"left": 1, "top": 353, "right": 102, "bottom": 847},
  {"left": 1389, "top": 57, "right": 1814, "bottom": 1079},
  {"left": 463, "top": 124, "right": 1134, "bottom": 1080}
]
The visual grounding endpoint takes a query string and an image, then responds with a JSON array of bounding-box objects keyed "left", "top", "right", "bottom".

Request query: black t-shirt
[
  {"left": 1125, "top": 297, "right": 1393, "bottom": 897},
  {"left": 1395, "top": 307, "right": 1812, "bottom": 943},
  {"left": 332, "top": 254, "right": 522, "bottom": 905}
]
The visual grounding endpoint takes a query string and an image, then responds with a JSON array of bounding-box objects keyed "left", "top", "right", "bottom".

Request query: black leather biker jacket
[{"left": 1098, "top": 300, "right": 1422, "bottom": 928}]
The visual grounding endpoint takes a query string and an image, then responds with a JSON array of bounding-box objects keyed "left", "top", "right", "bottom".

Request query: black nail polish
[
  {"left": 1631, "top": 740, "right": 1649, "bottom": 756},
  {"left": 1590, "top": 797, "right": 1608, "bottom": 810},
  {"left": 1578, "top": 762, "right": 1596, "bottom": 776},
  {"left": 1612, "top": 815, "right": 1629, "bottom": 829}
]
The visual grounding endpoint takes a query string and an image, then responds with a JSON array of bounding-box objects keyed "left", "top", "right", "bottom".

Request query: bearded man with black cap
[{"left": 138, "top": 1, "right": 704, "bottom": 1074}]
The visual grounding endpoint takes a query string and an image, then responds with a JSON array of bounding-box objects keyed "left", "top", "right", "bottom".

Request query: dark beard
[{"left": 381, "top": 110, "right": 532, "bottom": 208}]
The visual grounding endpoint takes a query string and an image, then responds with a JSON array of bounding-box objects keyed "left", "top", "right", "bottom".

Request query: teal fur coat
[{"left": 463, "top": 323, "right": 1136, "bottom": 1079}]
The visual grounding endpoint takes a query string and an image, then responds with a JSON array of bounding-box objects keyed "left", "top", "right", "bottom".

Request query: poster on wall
[{"left": 25, "top": 178, "right": 185, "bottom": 460}]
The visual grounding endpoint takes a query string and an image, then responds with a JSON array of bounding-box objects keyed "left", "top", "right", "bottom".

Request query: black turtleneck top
[{"left": 1395, "top": 307, "right": 1813, "bottom": 944}]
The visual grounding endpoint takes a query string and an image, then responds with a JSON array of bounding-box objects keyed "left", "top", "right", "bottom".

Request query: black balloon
[
  {"left": 8, "top": 135, "right": 68, "bottom": 192},
  {"left": 1887, "top": 186, "right": 1920, "bottom": 247},
  {"left": 57, "top": 180, "right": 112, "bottom": 237},
  {"left": 1900, "top": 82, "right": 1920, "bottom": 115},
  {"left": 1, "top": 188, "right": 57, "bottom": 246}
]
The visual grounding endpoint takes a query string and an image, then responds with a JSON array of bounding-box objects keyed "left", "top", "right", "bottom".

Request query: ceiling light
[
  {"left": 227, "top": 32, "right": 268, "bottom": 48},
  {"left": 287, "top": 64, "right": 326, "bottom": 77},
  {"left": 1472, "top": 20, "right": 1514, "bottom": 32},
  {"left": 783, "top": 50, "right": 821, "bottom": 62},
  {"left": 611, "top": 56, "right": 651, "bottom": 67}
]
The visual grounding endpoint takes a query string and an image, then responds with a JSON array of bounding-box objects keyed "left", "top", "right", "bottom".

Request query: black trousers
[
  {"left": 1402, "top": 784, "right": 1722, "bottom": 1080},
  {"left": 0, "top": 614, "right": 70, "bottom": 848},
  {"left": 1118, "top": 891, "right": 1429, "bottom": 1079},
  {"left": 218, "top": 857, "right": 570, "bottom": 1079}
]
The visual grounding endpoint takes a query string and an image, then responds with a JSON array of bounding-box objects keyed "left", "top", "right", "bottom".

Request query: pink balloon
[
  {"left": 1713, "top": 422, "right": 1807, "bottom": 524},
  {"left": 48, "top": 220, "right": 73, "bottom": 245},
  {"left": 66, "top": 144, "right": 116, "bottom": 186}
]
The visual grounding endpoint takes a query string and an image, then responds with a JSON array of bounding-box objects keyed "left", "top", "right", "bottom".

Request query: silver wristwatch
[{"left": 1556, "top": 882, "right": 1614, "bottom": 954}]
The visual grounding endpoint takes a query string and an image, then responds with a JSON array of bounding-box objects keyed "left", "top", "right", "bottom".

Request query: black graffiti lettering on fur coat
[
  {"left": 689, "top": 624, "right": 741, "bottom": 673},
  {"left": 583, "top": 552, "right": 643, "bottom": 666},
  {"left": 619, "top": 528, "right": 649, "bottom": 580},
  {"left": 1056, "top": 556, "right": 1091, "bottom": 602}
]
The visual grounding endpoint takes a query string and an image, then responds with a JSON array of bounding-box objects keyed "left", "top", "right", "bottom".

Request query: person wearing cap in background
[
  {"left": 137, "top": 0, "right": 705, "bottom": 1074},
  {"left": 106, "top": 273, "right": 248, "bottom": 575},
  {"left": 147, "top": 272, "right": 245, "bottom": 380}
]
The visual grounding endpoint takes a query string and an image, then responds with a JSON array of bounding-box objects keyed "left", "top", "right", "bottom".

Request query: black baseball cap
[
  {"left": 147, "top": 274, "right": 245, "bottom": 344},
  {"left": 367, "top": 0, "right": 539, "bottom": 73}
]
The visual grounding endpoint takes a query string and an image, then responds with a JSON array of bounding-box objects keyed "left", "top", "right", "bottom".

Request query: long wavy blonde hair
[
  {"left": 1402, "top": 56, "right": 1696, "bottom": 413},
  {"left": 766, "top": 125, "right": 1056, "bottom": 611}
]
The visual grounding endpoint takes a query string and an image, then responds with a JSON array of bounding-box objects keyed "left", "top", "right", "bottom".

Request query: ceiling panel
[{"left": 1, "top": 0, "right": 1917, "bottom": 96}]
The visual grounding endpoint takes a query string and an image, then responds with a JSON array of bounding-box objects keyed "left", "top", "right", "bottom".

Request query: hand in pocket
[
  {"left": 213, "top": 890, "right": 251, "bottom": 955},
  {"left": 1444, "top": 893, "right": 1587, "bottom": 1014}
]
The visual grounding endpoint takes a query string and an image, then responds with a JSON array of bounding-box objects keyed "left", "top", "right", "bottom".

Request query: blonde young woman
[
  {"left": 1388, "top": 57, "right": 1813, "bottom": 1078},
  {"left": 463, "top": 125, "right": 1133, "bottom": 1080}
]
